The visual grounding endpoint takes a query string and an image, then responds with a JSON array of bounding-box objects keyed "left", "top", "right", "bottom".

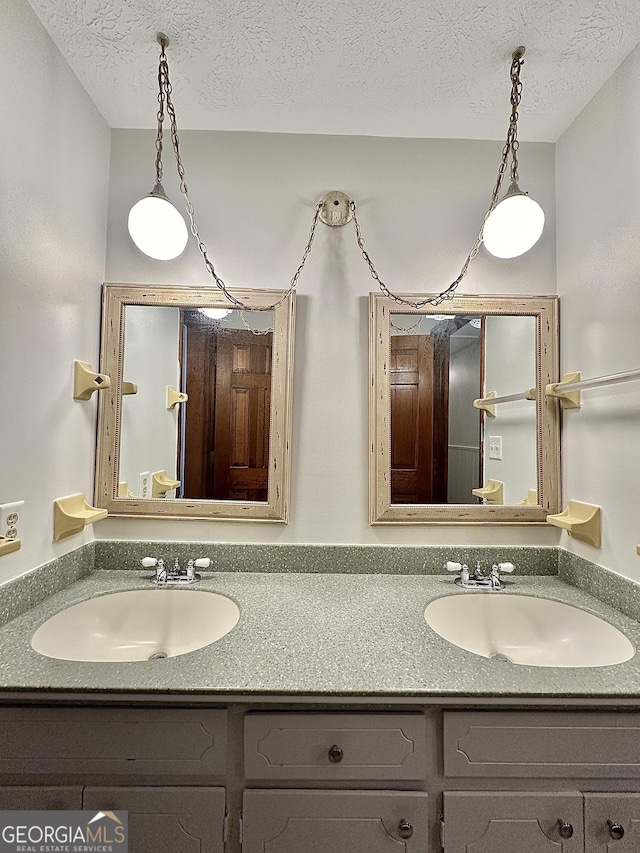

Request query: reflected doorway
[
  {"left": 179, "top": 310, "right": 272, "bottom": 501},
  {"left": 390, "top": 316, "right": 483, "bottom": 504}
]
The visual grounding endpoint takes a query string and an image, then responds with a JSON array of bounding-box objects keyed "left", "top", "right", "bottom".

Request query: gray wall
[
  {"left": 0, "top": 0, "right": 110, "bottom": 583},
  {"left": 556, "top": 41, "right": 640, "bottom": 581}
]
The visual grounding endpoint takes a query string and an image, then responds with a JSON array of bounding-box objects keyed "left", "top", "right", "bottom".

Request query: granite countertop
[{"left": 1, "top": 568, "right": 640, "bottom": 699}]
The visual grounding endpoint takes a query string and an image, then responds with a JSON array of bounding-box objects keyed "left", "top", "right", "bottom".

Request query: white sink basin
[
  {"left": 31, "top": 589, "right": 240, "bottom": 662},
  {"left": 424, "top": 594, "right": 634, "bottom": 667}
]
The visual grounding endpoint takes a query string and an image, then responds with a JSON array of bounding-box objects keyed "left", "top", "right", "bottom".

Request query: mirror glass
[
  {"left": 389, "top": 313, "right": 536, "bottom": 505},
  {"left": 121, "top": 305, "right": 274, "bottom": 502},
  {"left": 370, "top": 294, "right": 559, "bottom": 524},
  {"left": 96, "top": 285, "right": 295, "bottom": 522}
]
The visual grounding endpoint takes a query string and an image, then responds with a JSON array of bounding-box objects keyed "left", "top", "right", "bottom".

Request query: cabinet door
[
  {"left": 0, "top": 787, "right": 82, "bottom": 809},
  {"left": 83, "top": 786, "right": 226, "bottom": 853},
  {"left": 585, "top": 793, "right": 640, "bottom": 852},
  {"left": 242, "top": 790, "right": 428, "bottom": 853},
  {"left": 443, "top": 792, "right": 583, "bottom": 853}
]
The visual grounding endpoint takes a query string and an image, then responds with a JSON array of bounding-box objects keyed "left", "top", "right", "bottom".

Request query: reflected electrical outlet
[{"left": 138, "top": 472, "right": 150, "bottom": 499}]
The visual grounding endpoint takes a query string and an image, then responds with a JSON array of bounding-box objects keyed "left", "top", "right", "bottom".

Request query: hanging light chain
[
  {"left": 349, "top": 47, "right": 525, "bottom": 309},
  {"left": 154, "top": 41, "right": 167, "bottom": 186},
  {"left": 239, "top": 310, "right": 274, "bottom": 335},
  {"left": 157, "top": 41, "right": 323, "bottom": 312},
  {"left": 389, "top": 315, "right": 425, "bottom": 334},
  {"left": 151, "top": 40, "right": 526, "bottom": 312},
  {"left": 508, "top": 49, "right": 524, "bottom": 184}
]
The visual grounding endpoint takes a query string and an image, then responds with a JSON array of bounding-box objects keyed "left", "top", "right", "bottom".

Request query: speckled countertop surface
[{"left": 1, "top": 569, "right": 640, "bottom": 699}]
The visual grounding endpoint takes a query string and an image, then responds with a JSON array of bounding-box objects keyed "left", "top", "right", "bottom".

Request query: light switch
[{"left": 489, "top": 436, "right": 503, "bottom": 460}]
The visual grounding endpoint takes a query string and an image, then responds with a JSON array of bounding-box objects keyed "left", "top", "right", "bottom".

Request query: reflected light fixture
[
  {"left": 482, "top": 47, "right": 545, "bottom": 259},
  {"left": 198, "top": 307, "right": 232, "bottom": 320},
  {"left": 127, "top": 34, "right": 188, "bottom": 260}
]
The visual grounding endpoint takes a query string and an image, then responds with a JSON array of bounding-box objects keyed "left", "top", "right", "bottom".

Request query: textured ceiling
[{"left": 27, "top": 0, "right": 640, "bottom": 141}]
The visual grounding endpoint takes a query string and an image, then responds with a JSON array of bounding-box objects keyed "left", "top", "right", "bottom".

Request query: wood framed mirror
[
  {"left": 95, "top": 284, "right": 295, "bottom": 521},
  {"left": 369, "top": 293, "right": 560, "bottom": 524}
]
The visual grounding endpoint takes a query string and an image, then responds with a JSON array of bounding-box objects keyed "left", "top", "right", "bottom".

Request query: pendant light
[
  {"left": 483, "top": 181, "right": 545, "bottom": 258},
  {"left": 482, "top": 47, "right": 545, "bottom": 259},
  {"left": 127, "top": 34, "right": 188, "bottom": 260},
  {"left": 349, "top": 46, "right": 546, "bottom": 307},
  {"left": 126, "top": 38, "right": 543, "bottom": 309}
]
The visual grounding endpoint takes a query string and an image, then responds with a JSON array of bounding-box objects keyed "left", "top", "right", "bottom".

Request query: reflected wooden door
[
  {"left": 213, "top": 329, "right": 272, "bottom": 501},
  {"left": 390, "top": 334, "right": 449, "bottom": 503},
  {"left": 181, "top": 321, "right": 216, "bottom": 498}
]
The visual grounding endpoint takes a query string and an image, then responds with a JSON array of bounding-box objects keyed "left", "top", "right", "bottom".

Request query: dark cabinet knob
[
  {"left": 398, "top": 820, "right": 413, "bottom": 839},
  {"left": 608, "top": 821, "right": 625, "bottom": 840},
  {"left": 557, "top": 820, "right": 574, "bottom": 839},
  {"left": 328, "top": 744, "right": 344, "bottom": 763}
]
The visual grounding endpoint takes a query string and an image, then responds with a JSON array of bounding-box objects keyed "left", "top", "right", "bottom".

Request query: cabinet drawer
[
  {"left": 244, "top": 712, "right": 427, "bottom": 780},
  {"left": 445, "top": 711, "right": 640, "bottom": 778},
  {"left": 0, "top": 707, "right": 227, "bottom": 776}
]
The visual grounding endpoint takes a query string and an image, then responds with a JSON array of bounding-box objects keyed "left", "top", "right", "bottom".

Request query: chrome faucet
[
  {"left": 142, "top": 557, "right": 211, "bottom": 586},
  {"left": 445, "top": 560, "right": 515, "bottom": 590},
  {"left": 490, "top": 562, "right": 515, "bottom": 589}
]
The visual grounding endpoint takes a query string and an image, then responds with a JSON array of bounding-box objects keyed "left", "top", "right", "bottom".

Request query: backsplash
[
  {"left": 0, "top": 542, "right": 94, "bottom": 627},
  {"left": 94, "top": 541, "right": 559, "bottom": 575},
  {"left": 558, "top": 550, "right": 640, "bottom": 623},
  {"left": 3, "top": 542, "right": 639, "bottom": 634}
]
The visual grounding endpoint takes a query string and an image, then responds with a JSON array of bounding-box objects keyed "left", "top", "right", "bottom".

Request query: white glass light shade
[
  {"left": 128, "top": 189, "right": 188, "bottom": 260},
  {"left": 483, "top": 187, "right": 545, "bottom": 259},
  {"left": 198, "top": 307, "right": 232, "bottom": 320}
]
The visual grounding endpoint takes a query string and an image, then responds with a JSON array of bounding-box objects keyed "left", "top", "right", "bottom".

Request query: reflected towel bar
[{"left": 473, "top": 387, "right": 536, "bottom": 417}]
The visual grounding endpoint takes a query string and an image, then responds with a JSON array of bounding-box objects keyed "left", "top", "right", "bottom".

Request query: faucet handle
[
  {"left": 141, "top": 557, "right": 158, "bottom": 568},
  {"left": 497, "top": 561, "right": 515, "bottom": 573},
  {"left": 445, "top": 561, "right": 462, "bottom": 573}
]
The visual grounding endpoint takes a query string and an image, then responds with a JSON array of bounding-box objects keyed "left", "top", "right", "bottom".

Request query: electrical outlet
[
  {"left": 0, "top": 500, "right": 25, "bottom": 541},
  {"left": 489, "top": 436, "right": 503, "bottom": 460},
  {"left": 138, "top": 472, "right": 150, "bottom": 499}
]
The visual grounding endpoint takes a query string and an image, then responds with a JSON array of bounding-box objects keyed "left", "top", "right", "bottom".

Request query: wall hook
[
  {"left": 73, "top": 361, "right": 111, "bottom": 401},
  {"left": 167, "top": 385, "right": 188, "bottom": 409}
]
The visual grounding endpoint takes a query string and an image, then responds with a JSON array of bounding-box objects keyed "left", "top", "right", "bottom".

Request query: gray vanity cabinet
[
  {"left": 442, "top": 791, "right": 584, "bottom": 852},
  {"left": 83, "top": 786, "right": 226, "bottom": 853},
  {"left": 242, "top": 790, "right": 429, "bottom": 853}
]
